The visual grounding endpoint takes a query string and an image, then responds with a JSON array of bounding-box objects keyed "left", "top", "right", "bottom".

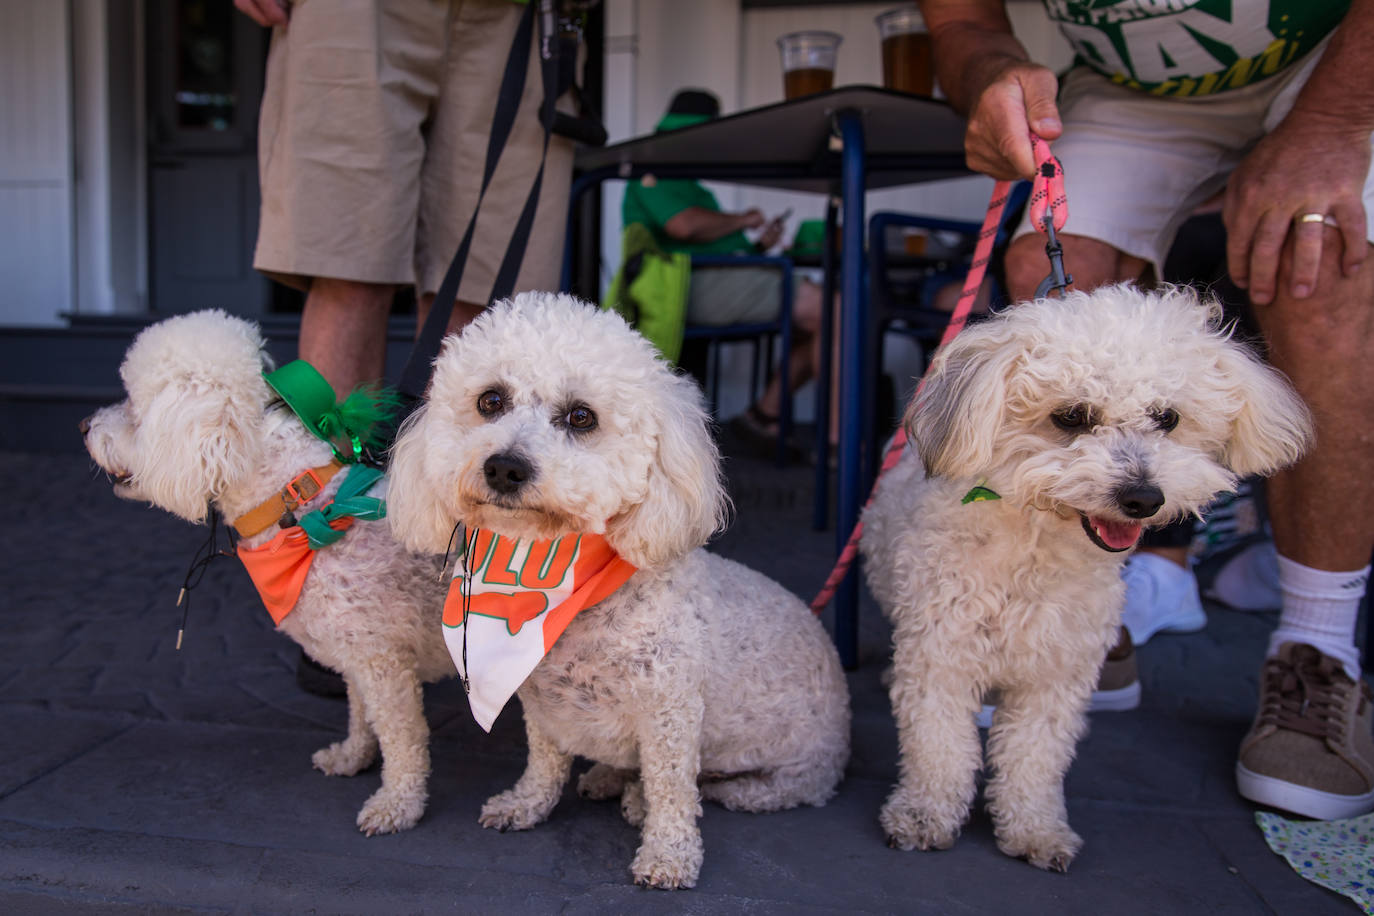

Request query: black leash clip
[{"left": 1034, "top": 216, "right": 1073, "bottom": 299}]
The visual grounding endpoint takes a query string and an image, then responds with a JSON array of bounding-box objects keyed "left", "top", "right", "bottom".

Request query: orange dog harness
[
  {"left": 237, "top": 518, "right": 355, "bottom": 624},
  {"left": 233, "top": 465, "right": 386, "bottom": 624}
]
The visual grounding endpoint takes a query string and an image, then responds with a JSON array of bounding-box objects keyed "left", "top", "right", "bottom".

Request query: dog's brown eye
[
  {"left": 566, "top": 404, "right": 597, "bottom": 431},
  {"left": 1051, "top": 405, "right": 1091, "bottom": 431},
  {"left": 1153, "top": 408, "right": 1180, "bottom": 432},
  {"left": 477, "top": 389, "right": 504, "bottom": 417}
]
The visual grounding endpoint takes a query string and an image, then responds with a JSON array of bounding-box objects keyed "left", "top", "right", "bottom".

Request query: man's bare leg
[
  {"left": 1232, "top": 232, "right": 1374, "bottom": 818},
  {"left": 299, "top": 278, "right": 396, "bottom": 398},
  {"left": 756, "top": 279, "right": 821, "bottom": 416},
  {"left": 416, "top": 293, "right": 486, "bottom": 339},
  {"left": 1255, "top": 236, "right": 1374, "bottom": 575},
  {"left": 293, "top": 277, "right": 395, "bottom": 696}
]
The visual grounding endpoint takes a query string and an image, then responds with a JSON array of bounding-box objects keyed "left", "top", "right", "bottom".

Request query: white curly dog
[
  {"left": 860, "top": 284, "right": 1312, "bottom": 871},
  {"left": 386, "top": 291, "right": 850, "bottom": 889},
  {"left": 82, "top": 310, "right": 454, "bottom": 836}
]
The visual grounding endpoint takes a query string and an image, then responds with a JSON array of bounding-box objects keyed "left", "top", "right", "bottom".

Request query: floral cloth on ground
[{"left": 1257, "top": 811, "right": 1374, "bottom": 913}]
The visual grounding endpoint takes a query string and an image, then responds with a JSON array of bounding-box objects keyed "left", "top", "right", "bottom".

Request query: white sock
[{"left": 1267, "top": 555, "right": 1368, "bottom": 679}]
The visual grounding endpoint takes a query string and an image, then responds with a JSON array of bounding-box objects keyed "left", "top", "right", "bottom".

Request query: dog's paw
[
  {"left": 630, "top": 834, "right": 703, "bottom": 890},
  {"left": 479, "top": 789, "right": 550, "bottom": 832},
  {"left": 577, "top": 763, "right": 629, "bottom": 800},
  {"left": 356, "top": 786, "right": 426, "bottom": 836},
  {"left": 620, "top": 779, "right": 647, "bottom": 827},
  {"left": 996, "top": 823, "right": 1083, "bottom": 873},
  {"left": 880, "top": 794, "right": 961, "bottom": 852},
  {"left": 312, "top": 739, "right": 378, "bottom": 777}
]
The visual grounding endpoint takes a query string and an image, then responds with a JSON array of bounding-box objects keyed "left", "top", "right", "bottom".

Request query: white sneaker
[{"left": 1121, "top": 552, "right": 1206, "bottom": 646}]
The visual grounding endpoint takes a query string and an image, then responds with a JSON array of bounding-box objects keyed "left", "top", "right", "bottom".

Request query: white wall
[
  {"left": 0, "top": 0, "right": 145, "bottom": 326},
  {"left": 600, "top": 0, "right": 743, "bottom": 296},
  {"left": 72, "top": 0, "right": 147, "bottom": 318},
  {"left": 0, "top": 0, "right": 74, "bottom": 326}
]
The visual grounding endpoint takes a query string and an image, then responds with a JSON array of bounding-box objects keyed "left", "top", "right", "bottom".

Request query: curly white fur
[
  {"left": 387, "top": 292, "right": 850, "bottom": 889},
  {"left": 860, "top": 284, "right": 1312, "bottom": 871},
  {"left": 83, "top": 310, "right": 454, "bottom": 836}
]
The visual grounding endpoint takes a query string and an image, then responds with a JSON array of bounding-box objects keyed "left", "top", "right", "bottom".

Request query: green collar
[{"left": 961, "top": 481, "right": 1001, "bottom": 504}]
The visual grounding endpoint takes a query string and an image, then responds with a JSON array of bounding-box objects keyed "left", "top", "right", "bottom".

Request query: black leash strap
[
  {"left": 398, "top": 0, "right": 559, "bottom": 406},
  {"left": 175, "top": 507, "right": 236, "bottom": 649}
]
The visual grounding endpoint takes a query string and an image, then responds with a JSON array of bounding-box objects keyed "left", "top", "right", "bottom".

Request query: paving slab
[{"left": 0, "top": 450, "right": 1360, "bottom": 914}]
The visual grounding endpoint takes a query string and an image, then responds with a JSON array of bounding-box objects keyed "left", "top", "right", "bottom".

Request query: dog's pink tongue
[{"left": 1090, "top": 516, "right": 1142, "bottom": 550}]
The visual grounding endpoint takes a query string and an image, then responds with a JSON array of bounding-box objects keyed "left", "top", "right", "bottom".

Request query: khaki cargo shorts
[
  {"left": 254, "top": 0, "right": 574, "bottom": 302},
  {"left": 1013, "top": 36, "right": 1374, "bottom": 276}
]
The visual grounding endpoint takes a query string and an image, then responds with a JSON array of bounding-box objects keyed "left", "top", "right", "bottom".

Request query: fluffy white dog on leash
[
  {"left": 83, "top": 311, "right": 453, "bottom": 836},
  {"left": 386, "top": 292, "right": 849, "bottom": 889},
  {"left": 861, "top": 284, "right": 1311, "bottom": 871}
]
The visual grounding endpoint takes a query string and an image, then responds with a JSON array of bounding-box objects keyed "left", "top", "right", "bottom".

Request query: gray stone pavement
[{"left": 0, "top": 446, "right": 1359, "bottom": 914}]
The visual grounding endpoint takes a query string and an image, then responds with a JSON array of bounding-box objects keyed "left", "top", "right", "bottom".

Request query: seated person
[{"left": 623, "top": 89, "right": 832, "bottom": 445}]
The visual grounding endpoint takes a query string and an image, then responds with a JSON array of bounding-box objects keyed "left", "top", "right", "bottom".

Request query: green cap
[
  {"left": 655, "top": 111, "right": 711, "bottom": 133},
  {"left": 263, "top": 360, "right": 338, "bottom": 444}
]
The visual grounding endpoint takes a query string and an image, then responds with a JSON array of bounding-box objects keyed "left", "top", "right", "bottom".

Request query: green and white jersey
[{"left": 1044, "top": 1, "right": 1350, "bottom": 97}]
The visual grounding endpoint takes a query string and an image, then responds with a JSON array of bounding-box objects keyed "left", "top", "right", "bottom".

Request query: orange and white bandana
[{"left": 443, "top": 530, "right": 637, "bottom": 731}]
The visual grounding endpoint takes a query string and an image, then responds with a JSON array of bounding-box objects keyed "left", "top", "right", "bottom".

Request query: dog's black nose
[
  {"left": 78, "top": 415, "right": 91, "bottom": 436},
  {"left": 1116, "top": 483, "right": 1165, "bottom": 519},
  {"left": 483, "top": 452, "right": 534, "bottom": 495}
]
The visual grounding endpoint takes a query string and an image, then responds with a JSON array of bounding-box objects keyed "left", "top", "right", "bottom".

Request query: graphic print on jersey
[{"left": 1043, "top": 0, "right": 1348, "bottom": 97}]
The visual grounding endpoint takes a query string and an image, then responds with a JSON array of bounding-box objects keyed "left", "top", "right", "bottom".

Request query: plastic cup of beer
[
  {"left": 876, "top": 6, "right": 933, "bottom": 96},
  {"left": 777, "top": 31, "right": 842, "bottom": 100}
]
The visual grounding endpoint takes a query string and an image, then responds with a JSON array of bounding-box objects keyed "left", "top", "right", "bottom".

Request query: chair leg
[
  {"left": 709, "top": 341, "right": 722, "bottom": 415},
  {"left": 763, "top": 333, "right": 776, "bottom": 392}
]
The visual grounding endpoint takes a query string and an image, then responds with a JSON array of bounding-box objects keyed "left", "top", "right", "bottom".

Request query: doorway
[{"left": 145, "top": 0, "right": 271, "bottom": 317}]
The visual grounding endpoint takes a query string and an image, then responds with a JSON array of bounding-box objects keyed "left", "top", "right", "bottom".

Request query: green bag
[{"left": 603, "top": 224, "right": 691, "bottom": 363}]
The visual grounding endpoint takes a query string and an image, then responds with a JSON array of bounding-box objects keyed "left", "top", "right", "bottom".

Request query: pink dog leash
[{"left": 809, "top": 134, "right": 1068, "bottom": 614}]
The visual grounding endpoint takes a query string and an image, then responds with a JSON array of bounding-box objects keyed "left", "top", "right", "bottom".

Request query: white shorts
[{"left": 1013, "top": 36, "right": 1374, "bottom": 276}]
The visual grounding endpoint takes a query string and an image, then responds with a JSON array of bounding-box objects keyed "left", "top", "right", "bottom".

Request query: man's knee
[
  {"left": 1004, "top": 233, "right": 1146, "bottom": 301},
  {"left": 1259, "top": 241, "right": 1374, "bottom": 365},
  {"left": 793, "top": 279, "right": 823, "bottom": 333}
]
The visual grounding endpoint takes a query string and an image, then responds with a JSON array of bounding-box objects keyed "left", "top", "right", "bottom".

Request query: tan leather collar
[{"left": 232, "top": 459, "right": 345, "bottom": 539}]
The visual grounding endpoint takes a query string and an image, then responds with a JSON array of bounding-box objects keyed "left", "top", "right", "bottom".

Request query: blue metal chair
[
  {"left": 683, "top": 254, "right": 795, "bottom": 468},
  {"left": 866, "top": 182, "right": 1029, "bottom": 435}
]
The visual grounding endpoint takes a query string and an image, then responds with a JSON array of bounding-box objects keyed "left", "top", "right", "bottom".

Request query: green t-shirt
[
  {"left": 622, "top": 178, "right": 753, "bottom": 256},
  {"left": 1044, "top": 0, "right": 1349, "bottom": 98}
]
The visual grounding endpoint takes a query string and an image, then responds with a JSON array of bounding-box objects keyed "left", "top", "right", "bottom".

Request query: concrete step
[{"left": 0, "top": 315, "right": 425, "bottom": 453}]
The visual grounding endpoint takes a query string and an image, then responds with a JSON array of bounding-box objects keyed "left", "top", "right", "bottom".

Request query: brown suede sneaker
[
  {"left": 1236, "top": 642, "right": 1374, "bottom": 820},
  {"left": 1091, "top": 625, "right": 1141, "bottom": 712},
  {"left": 976, "top": 626, "right": 1139, "bottom": 727}
]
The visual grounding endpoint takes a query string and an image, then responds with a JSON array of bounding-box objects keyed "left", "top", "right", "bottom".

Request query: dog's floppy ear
[
  {"left": 606, "top": 372, "right": 728, "bottom": 569},
  {"left": 385, "top": 404, "right": 460, "bottom": 554},
  {"left": 133, "top": 375, "right": 264, "bottom": 523},
  {"left": 1211, "top": 338, "right": 1313, "bottom": 477},
  {"left": 907, "top": 322, "right": 1017, "bottom": 478}
]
